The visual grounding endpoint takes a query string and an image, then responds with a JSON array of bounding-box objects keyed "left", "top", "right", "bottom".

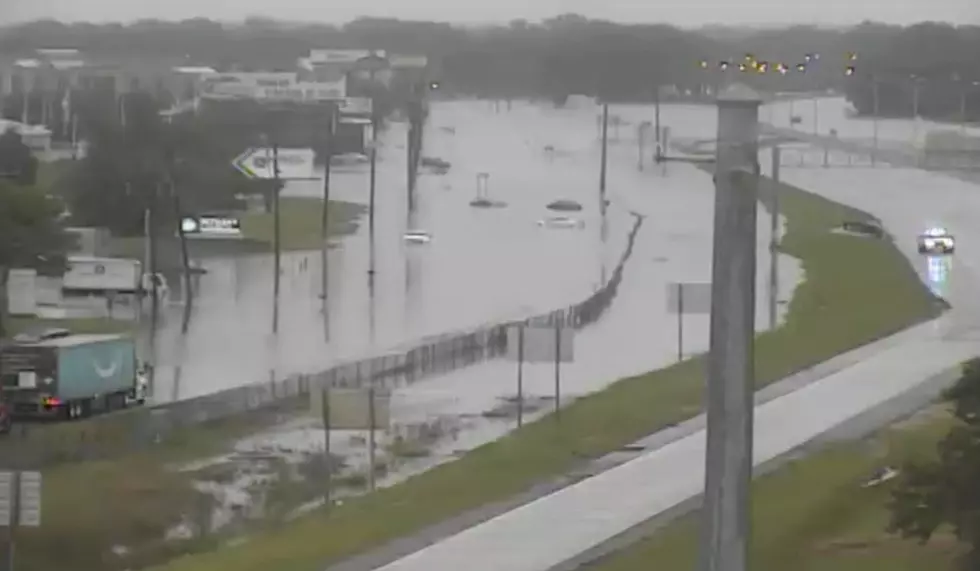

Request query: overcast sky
[{"left": 2, "top": 0, "right": 976, "bottom": 28}]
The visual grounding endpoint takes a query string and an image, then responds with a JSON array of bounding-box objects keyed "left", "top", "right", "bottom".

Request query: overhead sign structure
[
  {"left": 232, "top": 147, "right": 319, "bottom": 180},
  {"left": 181, "top": 215, "right": 243, "bottom": 239}
]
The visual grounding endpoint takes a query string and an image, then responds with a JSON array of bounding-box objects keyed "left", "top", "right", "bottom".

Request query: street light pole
[{"left": 698, "top": 83, "right": 762, "bottom": 571}]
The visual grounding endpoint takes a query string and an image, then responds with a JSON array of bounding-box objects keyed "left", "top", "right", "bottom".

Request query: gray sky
[{"left": 2, "top": 0, "right": 976, "bottom": 27}]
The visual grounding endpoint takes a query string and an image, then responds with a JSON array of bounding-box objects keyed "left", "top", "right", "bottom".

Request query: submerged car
[
  {"left": 917, "top": 227, "right": 955, "bottom": 255},
  {"left": 538, "top": 216, "right": 585, "bottom": 229}
]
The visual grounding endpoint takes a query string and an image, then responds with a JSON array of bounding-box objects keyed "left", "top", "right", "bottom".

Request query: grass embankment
[
  {"left": 9, "top": 410, "right": 299, "bottom": 571},
  {"left": 139, "top": 175, "right": 941, "bottom": 571},
  {"left": 592, "top": 406, "right": 962, "bottom": 571}
]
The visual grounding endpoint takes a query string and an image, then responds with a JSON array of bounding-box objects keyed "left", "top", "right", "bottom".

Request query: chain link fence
[{"left": 7, "top": 214, "right": 645, "bottom": 466}]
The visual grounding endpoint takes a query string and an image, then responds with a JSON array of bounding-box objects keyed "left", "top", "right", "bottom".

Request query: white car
[
  {"left": 538, "top": 216, "right": 585, "bottom": 229},
  {"left": 917, "top": 227, "right": 955, "bottom": 255},
  {"left": 404, "top": 230, "right": 432, "bottom": 244}
]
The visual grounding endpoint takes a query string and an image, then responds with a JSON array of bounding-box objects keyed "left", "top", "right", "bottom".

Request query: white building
[{"left": 0, "top": 118, "right": 52, "bottom": 151}]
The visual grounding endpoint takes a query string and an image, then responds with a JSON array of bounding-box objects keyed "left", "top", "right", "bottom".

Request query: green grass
[
  {"left": 8, "top": 409, "right": 302, "bottom": 571},
  {"left": 590, "top": 406, "right": 962, "bottom": 571},
  {"left": 147, "top": 174, "right": 941, "bottom": 571},
  {"left": 240, "top": 197, "right": 365, "bottom": 251}
]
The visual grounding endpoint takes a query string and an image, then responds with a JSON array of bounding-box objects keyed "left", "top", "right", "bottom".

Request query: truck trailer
[{"left": 0, "top": 333, "right": 147, "bottom": 420}]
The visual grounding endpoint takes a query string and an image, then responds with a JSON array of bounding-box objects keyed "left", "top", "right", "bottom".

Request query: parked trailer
[{"left": 0, "top": 333, "right": 147, "bottom": 420}]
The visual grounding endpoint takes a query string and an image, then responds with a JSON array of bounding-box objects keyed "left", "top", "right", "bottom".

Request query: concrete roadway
[{"left": 346, "top": 109, "right": 980, "bottom": 571}]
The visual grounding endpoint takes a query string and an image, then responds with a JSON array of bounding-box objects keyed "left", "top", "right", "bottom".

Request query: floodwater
[
  {"left": 193, "top": 100, "right": 804, "bottom": 507},
  {"left": 149, "top": 100, "right": 639, "bottom": 402}
]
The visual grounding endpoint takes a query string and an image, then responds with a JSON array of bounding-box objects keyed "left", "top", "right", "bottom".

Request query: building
[{"left": 0, "top": 119, "right": 51, "bottom": 151}]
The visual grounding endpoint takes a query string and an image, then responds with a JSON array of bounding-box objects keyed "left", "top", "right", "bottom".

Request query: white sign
[
  {"left": 6, "top": 268, "right": 37, "bottom": 316},
  {"left": 62, "top": 257, "right": 141, "bottom": 293},
  {"left": 233, "top": 147, "right": 318, "bottom": 180},
  {"left": 18, "top": 472, "right": 41, "bottom": 527},
  {"left": 181, "top": 215, "right": 242, "bottom": 238}
]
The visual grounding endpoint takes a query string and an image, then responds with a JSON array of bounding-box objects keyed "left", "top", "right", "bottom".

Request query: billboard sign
[{"left": 181, "top": 215, "right": 242, "bottom": 238}]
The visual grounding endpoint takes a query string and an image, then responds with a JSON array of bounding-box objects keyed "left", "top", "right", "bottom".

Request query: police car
[{"left": 917, "top": 227, "right": 955, "bottom": 255}]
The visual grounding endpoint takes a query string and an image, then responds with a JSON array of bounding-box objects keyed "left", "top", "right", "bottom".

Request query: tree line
[{"left": 1, "top": 17, "right": 978, "bottom": 116}]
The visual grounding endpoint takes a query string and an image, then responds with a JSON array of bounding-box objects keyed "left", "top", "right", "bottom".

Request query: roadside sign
[
  {"left": 310, "top": 387, "right": 391, "bottom": 430},
  {"left": 18, "top": 471, "right": 41, "bottom": 527},
  {"left": 506, "top": 324, "right": 575, "bottom": 363},
  {"left": 181, "top": 214, "right": 242, "bottom": 239},
  {"left": 667, "top": 282, "right": 711, "bottom": 314},
  {"left": 232, "top": 147, "right": 319, "bottom": 180},
  {"left": 0, "top": 471, "right": 12, "bottom": 526}
]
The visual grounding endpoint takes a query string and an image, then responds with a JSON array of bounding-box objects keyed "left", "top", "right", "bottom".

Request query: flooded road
[
  {"left": 207, "top": 100, "right": 803, "bottom": 496},
  {"left": 149, "top": 100, "right": 634, "bottom": 402}
]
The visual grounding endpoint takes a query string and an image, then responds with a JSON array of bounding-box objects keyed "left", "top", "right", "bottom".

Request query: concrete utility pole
[{"left": 698, "top": 83, "right": 762, "bottom": 571}]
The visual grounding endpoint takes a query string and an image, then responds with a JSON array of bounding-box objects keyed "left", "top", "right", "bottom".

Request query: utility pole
[
  {"left": 654, "top": 84, "right": 662, "bottom": 148},
  {"left": 698, "top": 83, "right": 762, "bottom": 571},
  {"left": 599, "top": 103, "right": 609, "bottom": 205},
  {"left": 271, "top": 142, "right": 282, "bottom": 335},
  {"left": 171, "top": 175, "right": 193, "bottom": 336},
  {"left": 368, "top": 76, "right": 378, "bottom": 277},
  {"left": 768, "top": 146, "right": 781, "bottom": 330},
  {"left": 320, "top": 105, "right": 335, "bottom": 314}
]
